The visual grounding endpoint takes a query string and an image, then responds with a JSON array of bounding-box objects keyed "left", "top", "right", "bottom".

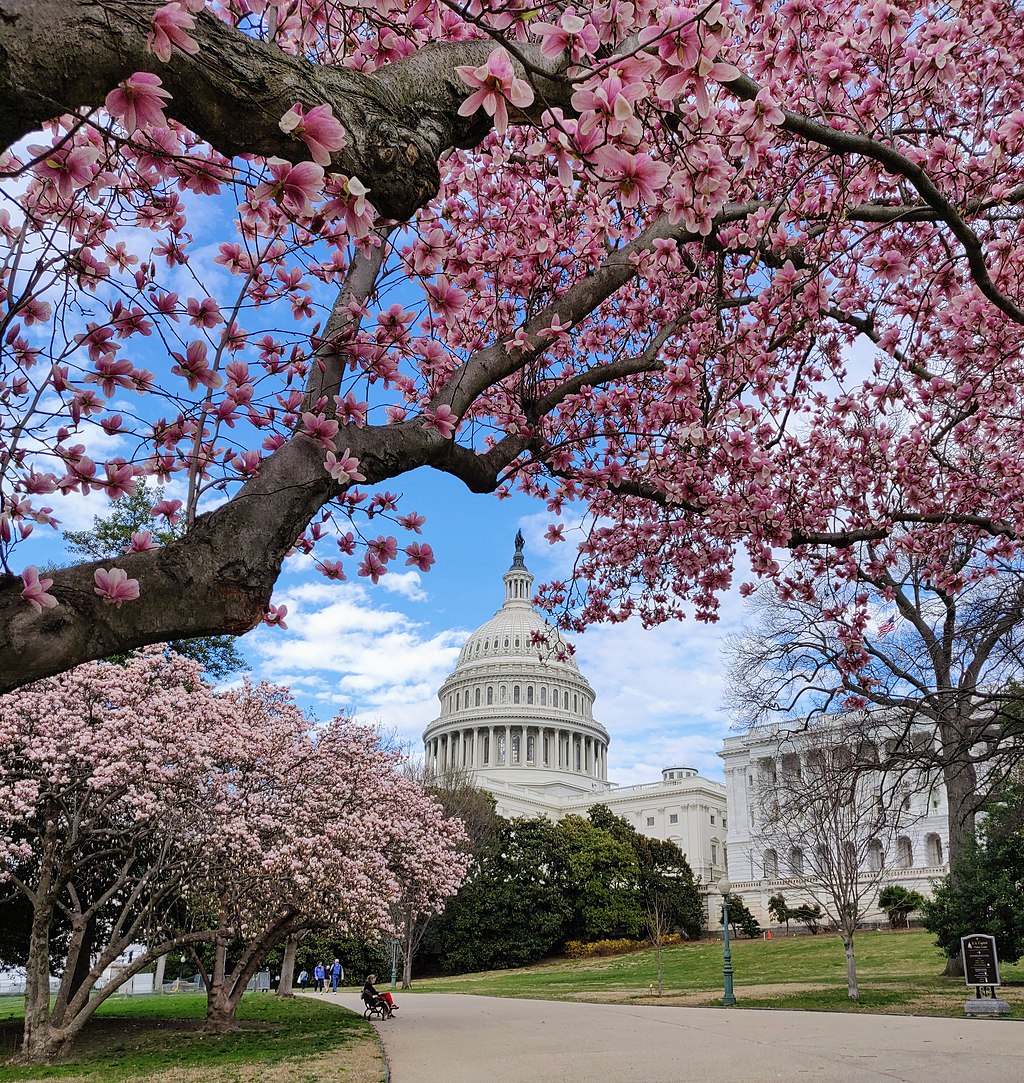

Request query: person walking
[
  {"left": 313, "top": 961, "right": 326, "bottom": 992},
  {"left": 331, "top": 958, "right": 344, "bottom": 992},
  {"left": 297, "top": 968, "right": 308, "bottom": 992}
]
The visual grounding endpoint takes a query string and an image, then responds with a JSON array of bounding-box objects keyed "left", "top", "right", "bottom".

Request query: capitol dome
[{"left": 423, "top": 534, "right": 610, "bottom": 795}]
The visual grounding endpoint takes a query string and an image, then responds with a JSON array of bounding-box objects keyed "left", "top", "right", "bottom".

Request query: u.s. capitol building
[{"left": 422, "top": 536, "right": 729, "bottom": 887}]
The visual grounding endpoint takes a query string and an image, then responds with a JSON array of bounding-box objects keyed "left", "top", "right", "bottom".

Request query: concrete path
[{"left": 321, "top": 991, "right": 1022, "bottom": 1083}]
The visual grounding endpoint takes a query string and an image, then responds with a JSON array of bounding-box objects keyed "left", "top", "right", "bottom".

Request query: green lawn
[
  {"left": 0, "top": 993, "right": 383, "bottom": 1082},
  {"left": 413, "top": 930, "right": 1024, "bottom": 1017}
]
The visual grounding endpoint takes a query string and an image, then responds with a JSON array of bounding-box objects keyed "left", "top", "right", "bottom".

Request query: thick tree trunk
[
  {"left": 939, "top": 758, "right": 976, "bottom": 978},
  {"left": 943, "top": 759, "right": 978, "bottom": 876},
  {"left": 276, "top": 935, "right": 299, "bottom": 998},
  {"left": 19, "top": 819, "right": 60, "bottom": 1064},
  {"left": 153, "top": 954, "right": 167, "bottom": 993},
  {"left": 842, "top": 932, "right": 859, "bottom": 1000}
]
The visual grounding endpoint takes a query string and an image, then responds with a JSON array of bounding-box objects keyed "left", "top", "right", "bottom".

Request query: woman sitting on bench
[{"left": 362, "top": 973, "right": 398, "bottom": 1017}]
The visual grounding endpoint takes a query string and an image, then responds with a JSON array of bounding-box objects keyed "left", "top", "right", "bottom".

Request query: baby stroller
[{"left": 362, "top": 988, "right": 394, "bottom": 1019}]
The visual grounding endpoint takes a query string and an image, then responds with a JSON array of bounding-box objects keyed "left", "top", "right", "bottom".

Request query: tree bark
[
  {"left": 153, "top": 953, "right": 167, "bottom": 993},
  {"left": 842, "top": 932, "right": 859, "bottom": 1000},
  {"left": 276, "top": 934, "right": 299, "bottom": 998},
  {"left": 18, "top": 819, "right": 59, "bottom": 1064}
]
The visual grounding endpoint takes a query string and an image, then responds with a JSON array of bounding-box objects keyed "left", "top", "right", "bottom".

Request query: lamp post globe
[{"left": 717, "top": 877, "right": 731, "bottom": 895}]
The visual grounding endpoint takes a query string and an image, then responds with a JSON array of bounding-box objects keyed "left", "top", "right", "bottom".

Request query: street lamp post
[
  {"left": 391, "top": 937, "right": 400, "bottom": 990},
  {"left": 718, "top": 876, "right": 737, "bottom": 1007}
]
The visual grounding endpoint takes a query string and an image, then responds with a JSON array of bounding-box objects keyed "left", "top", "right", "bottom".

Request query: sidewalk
[{"left": 319, "top": 990, "right": 1023, "bottom": 1083}]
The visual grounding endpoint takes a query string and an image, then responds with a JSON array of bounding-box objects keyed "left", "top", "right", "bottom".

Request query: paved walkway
[{"left": 321, "top": 991, "right": 1022, "bottom": 1083}]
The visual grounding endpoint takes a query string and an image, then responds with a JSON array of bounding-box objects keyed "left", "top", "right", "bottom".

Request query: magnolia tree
[
  {"left": 195, "top": 684, "right": 469, "bottom": 1029},
  {"left": 3, "top": 1, "right": 1024, "bottom": 686},
  {"left": 0, "top": 650, "right": 234, "bottom": 1062},
  {"left": 0, "top": 658, "right": 468, "bottom": 1057}
]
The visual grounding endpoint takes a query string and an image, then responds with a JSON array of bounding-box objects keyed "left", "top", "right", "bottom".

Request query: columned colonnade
[{"left": 427, "top": 724, "right": 607, "bottom": 779}]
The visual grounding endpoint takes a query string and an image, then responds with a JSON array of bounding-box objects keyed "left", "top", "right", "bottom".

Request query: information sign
[{"left": 960, "top": 934, "right": 1001, "bottom": 988}]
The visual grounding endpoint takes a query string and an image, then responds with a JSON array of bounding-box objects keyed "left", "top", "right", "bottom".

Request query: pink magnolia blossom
[
  {"left": 263, "top": 603, "right": 288, "bottom": 629},
  {"left": 93, "top": 567, "right": 141, "bottom": 606},
  {"left": 127, "top": 530, "right": 157, "bottom": 552},
  {"left": 301, "top": 411, "right": 340, "bottom": 448},
  {"left": 533, "top": 11, "right": 599, "bottom": 62},
  {"left": 253, "top": 159, "right": 325, "bottom": 219},
  {"left": 105, "top": 73, "right": 172, "bottom": 133},
  {"left": 594, "top": 147, "right": 671, "bottom": 207},
  {"left": 424, "top": 404, "right": 458, "bottom": 439},
  {"left": 457, "top": 47, "right": 534, "bottom": 135},
  {"left": 404, "top": 541, "right": 435, "bottom": 571},
  {"left": 20, "top": 567, "right": 57, "bottom": 614},
  {"left": 28, "top": 144, "right": 99, "bottom": 200},
  {"left": 147, "top": 2, "right": 200, "bottom": 63},
  {"left": 279, "top": 102, "right": 347, "bottom": 166},
  {"left": 324, "top": 448, "right": 366, "bottom": 485},
  {"left": 151, "top": 499, "right": 183, "bottom": 524}
]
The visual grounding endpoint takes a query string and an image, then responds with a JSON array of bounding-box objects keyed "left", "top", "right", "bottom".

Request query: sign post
[{"left": 960, "top": 934, "right": 1010, "bottom": 1017}]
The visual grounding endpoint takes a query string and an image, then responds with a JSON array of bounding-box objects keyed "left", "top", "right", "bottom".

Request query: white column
[{"left": 504, "top": 725, "right": 511, "bottom": 766}]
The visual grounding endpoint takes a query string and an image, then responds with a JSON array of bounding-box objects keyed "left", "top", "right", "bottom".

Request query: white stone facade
[
  {"left": 718, "top": 715, "right": 951, "bottom": 926},
  {"left": 423, "top": 540, "right": 728, "bottom": 886}
]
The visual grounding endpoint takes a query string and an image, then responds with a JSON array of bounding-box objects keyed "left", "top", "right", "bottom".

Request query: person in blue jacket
[
  {"left": 313, "top": 961, "right": 326, "bottom": 992},
  {"left": 331, "top": 958, "right": 344, "bottom": 991}
]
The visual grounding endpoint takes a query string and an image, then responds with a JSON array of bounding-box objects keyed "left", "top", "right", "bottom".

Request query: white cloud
[{"left": 244, "top": 579, "right": 468, "bottom": 746}]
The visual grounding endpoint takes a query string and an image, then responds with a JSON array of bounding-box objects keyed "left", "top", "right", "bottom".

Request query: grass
[
  {"left": 0, "top": 993, "right": 384, "bottom": 1082},
  {"left": 413, "top": 929, "right": 1024, "bottom": 1017}
]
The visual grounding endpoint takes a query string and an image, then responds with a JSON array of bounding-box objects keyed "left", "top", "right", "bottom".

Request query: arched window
[
  {"left": 514, "top": 637, "right": 520, "bottom": 648},
  {"left": 552, "top": 689, "right": 559, "bottom": 708},
  {"left": 897, "top": 837, "right": 913, "bottom": 869},
  {"left": 511, "top": 734, "right": 520, "bottom": 764},
  {"left": 527, "top": 686, "right": 534, "bottom": 704},
  {"left": 540, "top": 686, "right": 547, "bottom": 706},
  {"left": 475, "top": 687, "right": 481, "bottom": 707},
  {"left": 504, "top": 636, "right": 510, "bottom": 648},
  {"left": 448, "top": 695, "right": 453, "bottom": 712},
  {"left": 497, "top": 733, "right": 506, "bottom": 765},
  {"left": 574, "top": 693, "right": 579, "bottom": 712},
  {"left": 866, "top": 839, "right": 884, "bottom": 872},
  {"left": 789, "top": 847, "right": 805, "bottom": 876},
  {"left": 926, "top": 834, "right": 944, "bottom": 866},
  {"left": 499, "top": 685, "right": 507, "bottom": 704},
  {"left": 527, "top": 735, "right": 535, "bottom": 762},
  {"left": 763, "top": 849, "right": 779, "bottom": 879},
  {"left": 486, "top": 686, "right": 494, "bottom": 705},
  {"left": 455, "top": 692, "right": 460, "bottom": 710},
  {"left": 513, "top": 685, "right": 520, "bottom": 704},
  {"left": 482, "top": 732, "right": 489, "bottom": 764}
]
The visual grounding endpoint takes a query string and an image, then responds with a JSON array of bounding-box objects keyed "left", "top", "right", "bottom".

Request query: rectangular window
[
  {"left": 646, "top": 816, "right": 655, "bottom": 827},
  {"left": 710, "top": 814, "right": 716, "bottom": 825},
  {"left": 669, "top": 814, "right": 678, "bottom": 824}
]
